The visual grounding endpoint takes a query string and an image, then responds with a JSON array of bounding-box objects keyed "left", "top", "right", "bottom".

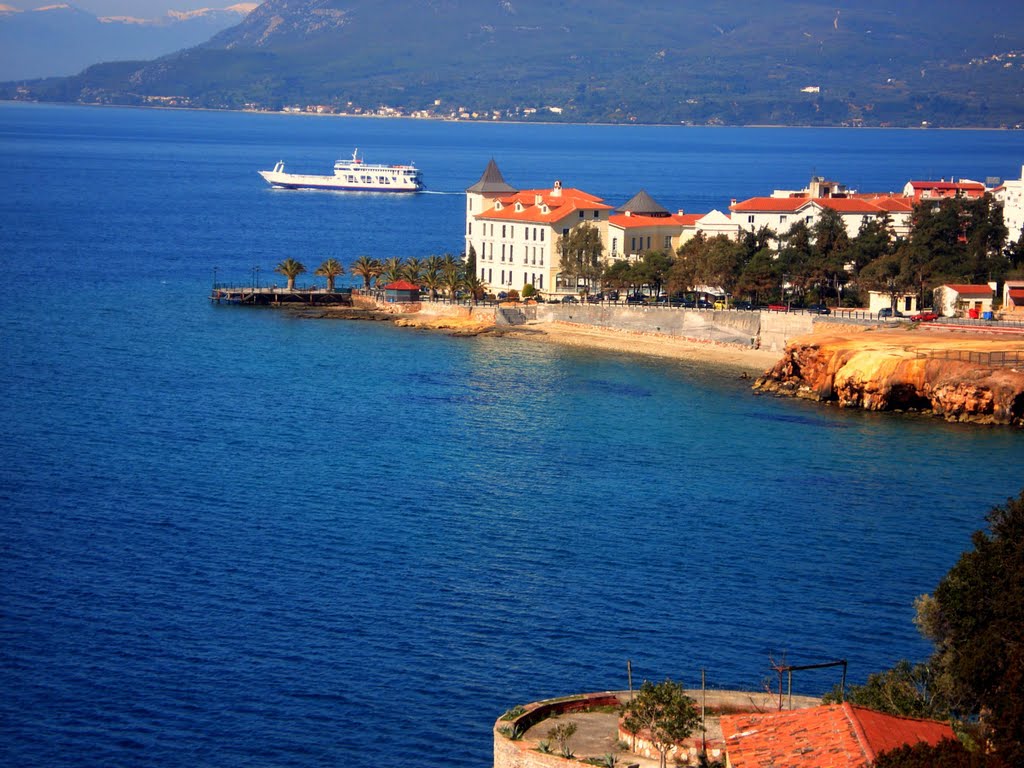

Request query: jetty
[{"left": 209, "top": 285, "right": 353, "bottom": 306}]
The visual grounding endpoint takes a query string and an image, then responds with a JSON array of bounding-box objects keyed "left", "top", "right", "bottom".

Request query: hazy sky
[{"left": 65, "top": 2, "right": 243, "bottom": 17}]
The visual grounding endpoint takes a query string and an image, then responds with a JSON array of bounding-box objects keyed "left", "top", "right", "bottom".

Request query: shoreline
[
  {"left": 300, "top": 305, "right": 781, "bottom": 374},
  {"left": 501, "top": 321, "right": 780, "bottom": 374},
  {"left": 2, "top": 100, "right": 1019, "bottom": 131}
]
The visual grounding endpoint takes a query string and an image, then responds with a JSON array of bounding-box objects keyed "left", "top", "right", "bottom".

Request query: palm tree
[
  {"left": 402, "top": 257, "right": 423, "bottom": 286},
  {"left": 275, "top": 257, "right": 306, "bottom": 291},
  {"left": 463, "top": 273, "right": 488, "bottom": 302},
  {"left": 314, "top": 258, "right": 345, "bottom": 292},
  {"left": 380, "top": 256, "right": 404, "bottom": 285},
  {"left": 422, "top": 255, "right": 444, "bottom": 300},
  {"left": 441, "top": 264, "right": 463, "bottom": 300},
  {"left": 421, "top": 269, "right": 444, "bottom": 301},
  {"left": 350, "top": 255, "right": 382, "bottom": 290}
]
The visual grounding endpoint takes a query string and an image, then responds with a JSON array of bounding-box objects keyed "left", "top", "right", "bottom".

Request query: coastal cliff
[{"left": 754, "top": 327, "right": 1024, "bottom": 426}]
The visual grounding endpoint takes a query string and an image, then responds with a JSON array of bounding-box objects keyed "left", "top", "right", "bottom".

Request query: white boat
[{"left": 259, "top": 149, "right": 423, "bottom": 192}]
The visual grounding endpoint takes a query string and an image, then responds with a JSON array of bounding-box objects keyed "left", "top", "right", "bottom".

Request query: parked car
[
  {"left": 626, "top": 294, "right": 646, "bottom": 305},
  {"left": 585, "top": 294, "right": 602, "bottom": 303},
  {"left": 713, "top": 300, "right": 727, "bottom": 310},
  {"left": 767, "top": 303, "right": 789, "bottom": 312},
  {"left": 561, "top": 295, "right": 578, "bottom": 303},
  {"left": 806, "top": 303, "right": 831, "bottom": 315},
  {"left": 669, "top": 296, "right": 695, "bottom": 307},
  {"left": 910, "top": 311, "right": 939, "bottom": 322},
  {"left": 734, "top": 301, "right": 754, "bottom": 311},
  {"left": 878, "top": 307, "right": 904, "bottom": 318}
]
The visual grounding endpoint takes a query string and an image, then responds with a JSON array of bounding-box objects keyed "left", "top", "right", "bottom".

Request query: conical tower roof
[
  {"left": 616, "top": 189, "right": 670, "bottom": 216},
  {"left": 466, "top": 158, "right": 518, "bottom": 194}
]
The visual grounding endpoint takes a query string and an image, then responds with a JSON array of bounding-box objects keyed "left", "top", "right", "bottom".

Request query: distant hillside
[
  {"left": 0, "top": 3, "right": 255, "bottom": 80},
  {"left": 6, "top": 0, "right": 1024, "bottom": 127}
]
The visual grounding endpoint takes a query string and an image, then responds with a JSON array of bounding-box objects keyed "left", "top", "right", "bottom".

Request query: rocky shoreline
[{"left": 755, "top": 328, "right": 1024, "bottom": 426}]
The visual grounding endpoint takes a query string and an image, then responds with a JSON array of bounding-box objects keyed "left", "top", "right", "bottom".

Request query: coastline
[{"left": 502, "top": 321, "right": 780, "bottom": 374}]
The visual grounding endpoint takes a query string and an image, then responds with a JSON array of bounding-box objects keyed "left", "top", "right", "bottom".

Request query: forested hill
[{"left": 7, "top": 0, "right": 1024, "bottom": 127}]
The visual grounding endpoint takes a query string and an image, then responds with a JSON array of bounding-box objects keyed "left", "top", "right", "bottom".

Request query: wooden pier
[{"left": 209, "top": 286, "right": 353, "bottom": 306}]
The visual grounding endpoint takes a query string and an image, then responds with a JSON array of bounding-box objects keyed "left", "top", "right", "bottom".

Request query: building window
[
  {"left": 579, "top": 210, "right": 585, "bottom": 218},
  {"left": 631, "top": 237, "right": 636, "bottom": 251},
  {"left": 612, "top": 237, "right": 618, "bottom": 254},
  {"left": 747, "top": 215, "right": 755, "bottom": 224},
  {"left": 538, "top": 275, "right": 543, "bottom": 289},
  {"left": 664, "top": 236, "right": 672, "bottom": 248},
  {"left": 467, "top": 222, "right": 472, "bottom": 234},
  {"left": 501, "top": 244, "right": 506, "bottom": 261},
  {"left": 646, "top": 237, "right": 651, "bottom": 250},
  {"left": 593, "top": 210, "right": 600, "bottom": 218},
  {"left": 779, "top": 215, "right": 787, "bottom": 224},
  {"left": 540, "top": 230, "right": 545, "bottom": 242},
  {"left": 563, "top": 228, "right": 569, "bottom": 237},
  {"left": 502, "top": 225, "right": 506, "bottom": 238}
]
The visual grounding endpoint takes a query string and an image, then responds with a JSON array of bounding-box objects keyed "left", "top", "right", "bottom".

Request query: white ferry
[{"left": 259, "top": 149, "right": 423, "bottom": 192}]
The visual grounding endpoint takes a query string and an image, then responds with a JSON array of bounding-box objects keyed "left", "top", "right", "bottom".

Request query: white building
[
  {"left": 867, "top": 290, "right": 918, "bottom": 315},
  {"left": 729, "top": 195, "right": 912, "bottom": 240},
  {"left": 994, "top": 164, "right": 1024, "bottom": 244},
  {"left": 465, "top": 160, "right": 611, "bottom": 295},
  {"left": 934, "top": 283, "right": 996, "bottom": 317}
]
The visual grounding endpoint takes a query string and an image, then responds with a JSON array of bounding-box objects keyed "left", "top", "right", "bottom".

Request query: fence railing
[{"left": 915, "top": 350, "right": 1024, "bottom": 367}]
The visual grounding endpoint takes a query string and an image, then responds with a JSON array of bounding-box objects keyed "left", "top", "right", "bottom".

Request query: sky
[{"left": 61, "top": 2, "right": 240, "bottom": 17}]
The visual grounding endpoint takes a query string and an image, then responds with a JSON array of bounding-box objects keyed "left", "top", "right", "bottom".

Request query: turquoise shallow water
[{"left": 2, "top": 103, "right": 1024, "bottom": 767}]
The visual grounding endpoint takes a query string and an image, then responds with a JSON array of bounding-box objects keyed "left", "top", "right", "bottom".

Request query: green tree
[
  {"left": 914, "top": 491, "right": 1024, "bottom": 765},
  {"left": 547, "top": 721, "right": 577, "bottom": 758},
  {"left": 848, "top": 214, "right": 895, "bottom": 275},
  {"left": 859, "top": 251, "right": 913, "bottom": 312},
  {"left": 811, "top": 207, "right": 851, "bottom": 303},
  {"left": 735, "top": 246, "right": 779, "bottom": 305},
  {"left": 463, "top": 273, "right": 488, "bottom": 302},
  {"left": 314, "top": 257, "right": 345, "bottom": 292},
  {"left": 777, "top": 221, "right": 814, "bottom": 303},
  {"left": 823, "top": 659, "right": 952, "bottom": 720},
  {"left": 604, "top": 259, "right": 638, "bottom": 295},
  {"left": 466, "top": 244, "right": 478, "bottom": 275},
  {"left": 380, "top": 256, "right": 404, "bottom": 285},
  {"left": 557, "top": 222, "right": 604, "bottom": 294},
  {"left": 875, "top": 739, "right": 1007, "bottom": 768},
  {"left": 350, "top": 255, "right": 382, "bottom": 289},
  {"left": 441, "top": 264, "right": 463, "bottom": 299},
  {"left": 633, "top": 249, "right": 675, "bottom": 297},
  {"left": 621, "top": 679, "right": 701, "bottom": 768},
  {"left": 274, "top": 257, "right": 306, "bottom": 291},
  {"left": 668, "top": 234, "right": 705, "bottom": 296},
  {"left": 402, "top": 256, "right": 423, "bottom": 286}
]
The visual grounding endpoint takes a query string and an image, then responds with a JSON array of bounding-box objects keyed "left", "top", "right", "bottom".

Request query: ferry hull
[{"left": 258, "top": 171, "right": 421, "bottom": 192}]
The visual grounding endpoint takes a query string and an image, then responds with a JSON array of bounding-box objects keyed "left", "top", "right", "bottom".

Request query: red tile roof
[
  {"left": 382, "top": 280, "right": 421, "bottom": 291},
  {"left": 908, "top": 180, "right": 985, "bottom": 191},
  {"left": 860, "top": 195, "right": 915, "bottom": 212},
  {"left": 608, "top": 213, "right": 696, "bottom": 229},
  {"left": 944, "top": 284, "right": 993, "bottom": 297},
  {"left": 1008, "top": 288, "right": 1024, "bottom": 301},
  {"left": 476, "top": 187, "right": 612, "bottom": 224},
  {"left": 730, "top": 197, "right": 810, "bottom": 213},
  {"left": 720, "top": 703, "right": 954, "bottom": 768}
]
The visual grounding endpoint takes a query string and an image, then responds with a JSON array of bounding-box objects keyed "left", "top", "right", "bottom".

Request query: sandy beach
[{"left": 500, "top": 321, "right": 782, "bottom": 374}]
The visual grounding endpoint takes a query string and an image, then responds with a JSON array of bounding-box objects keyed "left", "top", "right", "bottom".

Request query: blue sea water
[{"left": 2, "top": 102, "right": 1024, "bottom": 767}]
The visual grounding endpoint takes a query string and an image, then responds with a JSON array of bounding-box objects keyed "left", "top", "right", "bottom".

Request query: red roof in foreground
[
  {"left": 943, "top": 284, "right": 993, "bottom": 297},
  {"left": 383, "top": 280, "right": 421, "bottom": 291},
  {"left": 1008, "top": 288, "right": 1024, "bottom": 301},
  {"left": 720, "top": 703, "right": 955, "bottom": 768}
]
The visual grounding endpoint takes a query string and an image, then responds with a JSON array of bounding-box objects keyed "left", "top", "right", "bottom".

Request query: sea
[{"left": 2, "top": 102, "right": 1024, "bottom": 767}]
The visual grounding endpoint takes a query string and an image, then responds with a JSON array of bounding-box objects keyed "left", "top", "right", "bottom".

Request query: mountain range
[
  {"left": 5, "top": 0, "right": 1024, "bottom": 127},
  {"left": 0, "top": 3, "right": 255, "bottom": 80}
]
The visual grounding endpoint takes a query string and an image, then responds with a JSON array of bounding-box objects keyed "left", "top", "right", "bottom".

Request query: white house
[
  {"left": 1003, "top": 280, "right": 1024, "bottom": 314},
  {"left": 465, "top": 160, "right": 611, "bottom": 295},
  {"left": 993, "top": 165, "right": 1024, "bottom": 245},
  {"left": 868, "top": 290, "right": 918, "bottom": 315},
  {"left": 934, "top": 283, "right": 996, "bottom": 317},
  {"left": 729, "top": 195, "right": 912, "bottom": 241}
]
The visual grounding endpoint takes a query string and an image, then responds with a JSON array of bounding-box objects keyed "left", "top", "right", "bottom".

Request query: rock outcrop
[{"left": 754, "top": 327, "right": 1024, "bottom": 426}]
